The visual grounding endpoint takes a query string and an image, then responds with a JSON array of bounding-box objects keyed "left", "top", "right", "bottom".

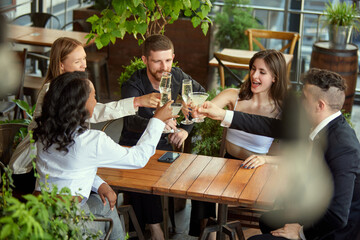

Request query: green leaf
[
  {"left": 191, "top": 16, "right": 201, "bottom": 27},
  {"left": 135, "top": 22, "right": 148, "bottom": 35},
  {"left": 112, "top": 0, "right": 127, "bottom": 15},
  {"left": 86, "top": 14, "right": 99, "bottom": 24},
  {"left": 201, "top": 4, "right": 210, "bottom": 18},
  {"left": 133, "top": 0, "right": 141, "bottom": 7},
  {"left": 94, "top": 38, "right": 103, "bottom": 49},
  {"left": 0, "top": 224, "right": 12, "bottom": 239},
  {"left": 144, "top": 0, "right": 156, "bottom": 11},
  {"left": 125, "top": 20, "right": 136, "bottom": 32},
  {"left": 184, "top": 9, "right": 192, "bottom": 17},
  {"left": 183, "top": 0, "right": 191, "bottom": 8},
  {"left": 201, "top": 22, "right": 209, "bottom": 35},
  {"left": 13, "top": 99, "right": 29, "bottom": 112},
  {"left": 191, "top": 0, "right": 200, "bottom": 10}
]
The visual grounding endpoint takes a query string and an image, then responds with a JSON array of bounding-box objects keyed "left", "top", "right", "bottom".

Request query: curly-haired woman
[{"left": 33, "top": 71, "right": 173, "bottom": 239}]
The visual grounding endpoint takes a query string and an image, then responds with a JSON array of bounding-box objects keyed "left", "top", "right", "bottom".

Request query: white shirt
[
  {"left": 309, "top": 111, "right": 341, "bottom": 141},
  {"left": 35, "top": 118, "right": 165, "bottom": 205},
  {"left": 9, "top": 83, "right": 138, "bottom": 175}
]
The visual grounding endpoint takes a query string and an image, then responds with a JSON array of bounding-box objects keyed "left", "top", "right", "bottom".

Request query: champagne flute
[
  {"left": 159, "top": 72, "right": 172, "bottom": 107},
  {"left": 163, "top": 103, "right": 182, "bottom": 133},
  {"left": 181, "top": 79, "right": 193, "bottom": 125},
  {"left": 189, "top": 92, "right": 209, "bottom": 123}
]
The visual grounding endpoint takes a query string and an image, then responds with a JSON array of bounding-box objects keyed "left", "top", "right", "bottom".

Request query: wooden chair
[
  {"left": 12, "top": 13, "right": 61, "bottom": 76},
  {"left": 214, "top": 52, "right": 250, "bottom": 88},
  {"left": 245, "top": 29, "right": 300, "bottom": 77},
  {"left": 23, "top": 52, "right": 49, "bottom": 105}
]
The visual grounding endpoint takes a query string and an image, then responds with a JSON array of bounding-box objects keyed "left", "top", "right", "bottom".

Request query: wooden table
[
  {"left": 7, "top": 24, "right": 92, "bottom": 47},
  {"left": 98, "top": 150, "right": 278, "bottom": 240},
  {"left": 209, "top": 48, "right": 293, "bottom": 70}
]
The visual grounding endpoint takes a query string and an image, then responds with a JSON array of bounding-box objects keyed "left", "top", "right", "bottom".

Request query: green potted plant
[
  {"left": 214, "top": 0, "right": 262, "bottom": 50},
  {"left": 324, "top": 1, "right": 360, "bottom": 49}
]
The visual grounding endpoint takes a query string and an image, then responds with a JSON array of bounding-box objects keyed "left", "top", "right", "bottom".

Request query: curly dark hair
[
  {"left": 302, "top": 68, "right": 346, "bottom": 91},
  {"left": 34, "top": 71, "right": 91, "bottom": 153},
  {"left": 239, "top": 49, "right": 288, "bottom": 111}
]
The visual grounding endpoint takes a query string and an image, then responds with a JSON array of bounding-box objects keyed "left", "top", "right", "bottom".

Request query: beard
[{"left": 148, "top": 68, "right": 164, "bottom": 82}]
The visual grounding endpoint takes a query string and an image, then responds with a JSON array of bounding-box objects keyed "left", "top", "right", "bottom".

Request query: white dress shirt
[
  {"left": 9, "top": 83, "right": 138, "bottom": 175},
  {"left": 35, "top": 118, "right": 165, "bottom": 205}
]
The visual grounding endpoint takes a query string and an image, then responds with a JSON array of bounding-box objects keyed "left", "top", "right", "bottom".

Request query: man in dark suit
[{"left": 199, "top": 68, "right": 360, "bottom": 239}]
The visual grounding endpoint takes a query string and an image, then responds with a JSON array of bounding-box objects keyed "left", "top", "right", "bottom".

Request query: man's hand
[
  {"left": 97, "top": 183, "right": 117, "bottom": 211},
  {"left": 197, "top": 101, "right": 226, "bottom": 121},
  {"left": 164, "top": 118, "right": 177, "bottom": 131},
  {"left": 134, "top": 93, "right": 160, "bottom": 108},
  {"left": 169, "top": 128, "right": 188, "bottom": 149},
  {"left": 271, "top": 223, "right": 302, "bottom": 239}
]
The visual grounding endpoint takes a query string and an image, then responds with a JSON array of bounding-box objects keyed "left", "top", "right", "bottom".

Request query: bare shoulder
[{"left": 212, "top": 88, "right": 239, "bottom": 109}]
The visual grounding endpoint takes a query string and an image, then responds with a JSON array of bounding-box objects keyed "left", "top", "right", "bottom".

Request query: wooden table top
[
  {"left": 208, "top": 48, "right": 293, "bottom": 69},
  {"left": 98, "top": 150, "right": 278, "bottom": 209},
  {"left": 7, "top": 24, "right": 92, "bottom": 47}
]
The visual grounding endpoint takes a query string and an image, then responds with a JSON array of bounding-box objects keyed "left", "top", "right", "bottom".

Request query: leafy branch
[{"left": 86, "top": 0, "right": 213, "bottom": 49}]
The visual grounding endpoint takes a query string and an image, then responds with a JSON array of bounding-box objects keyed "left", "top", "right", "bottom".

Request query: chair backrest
[
  {"left": 0, "top": 123, "right": 28, "bottom": 166},
  {"left": 14, "top": 49, "right": 28, "bottom": 101},
  {"left": 214, "top": 52, "right": 250, "bottom": 88},
  {"left": 61, "top": 19, "right": 92, "bottom": 32},
  {"left": 245, "top": 29, "right": 300, "bottom": 79},
  {"left": 245, "top": 29, "right": 300, "bottom": 55},
  {"left": 12, "top": 12, "right": 61, "bottom": 29}
]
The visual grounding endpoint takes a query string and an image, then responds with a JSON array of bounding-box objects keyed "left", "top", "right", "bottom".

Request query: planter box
[{"left": 73, "top": 7, "right": 211, "bottom": 92}]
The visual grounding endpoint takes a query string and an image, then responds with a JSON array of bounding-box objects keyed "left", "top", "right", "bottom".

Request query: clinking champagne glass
[
  {"left": 163, "top": 103, "right": 182, "bottom": 133},
  {"left": 189, "top": 92, "right": 209, "bottom": 123},
  {"left": 181, "top": 79, "right": 193, "bottom": 125},
  {"left": 159, "top": 72, "right": 172, "bottom": 107},
  {"left": 153, "top": 72, "right": 172, "bottom": 115}
]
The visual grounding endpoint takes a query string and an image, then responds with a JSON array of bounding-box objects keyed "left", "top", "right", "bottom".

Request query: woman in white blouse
[
  {"left": 9, "top": 37, "right": 160, "bottom": 206},
  {"left": 33, "top": 71, "right": 173, "bottom": 239}
]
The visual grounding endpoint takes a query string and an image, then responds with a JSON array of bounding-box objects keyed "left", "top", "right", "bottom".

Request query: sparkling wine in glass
[
  {"left": 159, "top": 72, "right": 172, "bottom": 107},
  {"left": 189, "top": 92, "right": 209, "bottom": 123},
  {"left": 181, "top": 79, "right": 193, "bottom": 125},
  {"left": 163, "top": 103, "right": 182, "bottom": 133}
]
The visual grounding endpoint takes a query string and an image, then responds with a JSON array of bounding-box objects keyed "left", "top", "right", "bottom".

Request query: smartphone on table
[{"left": 158, "top": 152, "right": 180, "bottom": 163}]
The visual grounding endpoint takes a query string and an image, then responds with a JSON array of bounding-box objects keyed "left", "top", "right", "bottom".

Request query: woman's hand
[
  {"left": 154, "top": 101, "right": 177, "bottom": 122},
  {"left": 197, "top": 101, "right": 226, "bottom": 121},
  {"left": 134, "top": 93, "right": 160, "bottom": 108},
  {"left": 97, "top": 183, "right": 117, "bottom": 211},
  {"left": 241, "top": 155, "right": 267, "bottom": 169}
]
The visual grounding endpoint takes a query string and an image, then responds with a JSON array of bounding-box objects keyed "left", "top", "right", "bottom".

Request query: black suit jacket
[{"left": 230, "top": 111, "right": 360, "bottom": 240}]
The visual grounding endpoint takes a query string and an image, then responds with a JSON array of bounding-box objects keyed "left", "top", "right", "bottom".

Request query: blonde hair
[{"left": 44, "top": 37, "right": 83, "bottom": 84}]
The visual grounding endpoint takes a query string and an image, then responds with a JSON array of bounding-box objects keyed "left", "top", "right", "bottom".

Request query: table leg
[
  {"left": 162, "top": 196, "right": 169, "bottom": 240},
  {"left": 216, "top": 203, "right": 228, "bottom": 240},
  {"left": 200, "top": 203, "right": 245, "bottom": 240}
]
